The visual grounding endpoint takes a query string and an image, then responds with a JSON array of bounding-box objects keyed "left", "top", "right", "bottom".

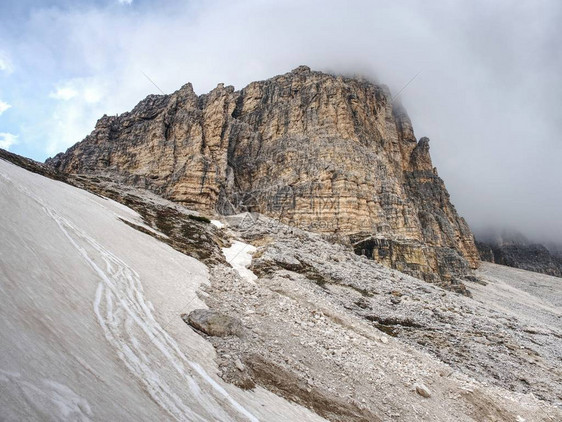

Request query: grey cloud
[{"left": 4, "top": 0, "right": 562, "bottom": 243}]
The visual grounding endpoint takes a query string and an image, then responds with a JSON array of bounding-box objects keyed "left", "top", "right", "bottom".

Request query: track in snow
[{"left": 0, "top": 170, "right": 258, "bottom": 422}]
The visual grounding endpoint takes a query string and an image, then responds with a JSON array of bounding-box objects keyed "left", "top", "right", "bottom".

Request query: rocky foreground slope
[
  {"left": 203, "top": 214, "right": 562, "bottom": 417},
  {"left": 1, "top": 156, "right": 561, "bottom": 422},
  {"left": 46, "top": 67, "right": 478, "bottom": 287}
]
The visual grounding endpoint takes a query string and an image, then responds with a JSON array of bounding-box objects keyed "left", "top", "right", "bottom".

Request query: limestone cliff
[{"left": 47, "top": 66, "right": 479, "bottom": 284}]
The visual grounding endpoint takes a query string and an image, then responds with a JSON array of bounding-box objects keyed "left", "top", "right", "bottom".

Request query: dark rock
[
  {"left": 182, "top": 309, "right": 243, "bottom": 337},
  {"left": 476, "top": 234, "right": 562, "bottom": 278},
  {"left": 475, "top": 241, "right": 495, "bottom": 263}
]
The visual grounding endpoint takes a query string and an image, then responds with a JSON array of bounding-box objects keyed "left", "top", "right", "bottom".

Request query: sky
[{"left": 0, "top": 0, "right": 561, "bottom": 243}]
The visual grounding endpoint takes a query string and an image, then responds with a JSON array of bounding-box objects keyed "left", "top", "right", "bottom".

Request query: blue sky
[{"left": 0, "top": 0, "right": 561, "bottom": 242}]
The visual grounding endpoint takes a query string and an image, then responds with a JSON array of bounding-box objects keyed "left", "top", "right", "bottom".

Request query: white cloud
[
  {"left": 50, "top": 86, "right": 78, "bottom": 101},
  {"left": 0, "top": 100, "right": 11, "bottom": 115},
  {"left": 0, "top": 52, "right": 13, "bottom": 74},
  {"left": 118, "top": 0, "right": 133, "bottom": 4},
  {"left": 44, "top": 105, "right": 100, "bottom": 156},
  {"left": 83, "top": 86, "right": 103, "bottom": 104},
  {"left": 50, "top": 79, "right": 104, "bottom": 103},
  {"left": 42, "top": 77, "right": 109, "bottom": 155},
  {"left": 0, "top": 133, "right": 18, "bottom": 150}
]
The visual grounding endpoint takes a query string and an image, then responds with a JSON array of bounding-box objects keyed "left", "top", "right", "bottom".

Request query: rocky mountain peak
[
  {"left": 46, "top": 67, "right": 479, "bottom": 287},
  {"left": 291, "top": 64, "right": 312, "bottom": 74}
]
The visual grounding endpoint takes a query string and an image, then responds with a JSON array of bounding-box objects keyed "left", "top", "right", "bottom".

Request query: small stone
[
  {"left": 234, "top": 359, "right": 245, "bottom": 372},
  {"left": 414, "top": 383, "right": 431, "bottom": 398},
  {"left": 380, "top": 336, "right": 388, "bottom": 344}
]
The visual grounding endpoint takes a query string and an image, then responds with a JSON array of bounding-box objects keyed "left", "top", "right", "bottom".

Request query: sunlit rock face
[{"left": 47, "top": 66, "right": 479, "bottom": 283}]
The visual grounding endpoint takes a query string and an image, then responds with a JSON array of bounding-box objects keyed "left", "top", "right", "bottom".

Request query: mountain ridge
[
  {"left": 476, "top": 230, "right": 562, "bottom": 277},
  {"left": 46, "top": 66, "right": 478, "bottom": 288}
]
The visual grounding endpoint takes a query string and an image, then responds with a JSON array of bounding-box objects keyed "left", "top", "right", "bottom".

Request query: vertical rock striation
[{"left": 47, "top": 66, "right": 479, "bottom": 284}]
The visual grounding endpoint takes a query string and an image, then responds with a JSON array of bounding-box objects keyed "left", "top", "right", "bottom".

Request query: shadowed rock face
[
  {"left": 477, "top": 239, "right": 562, "bottom": 277},
  {"left": 46, "top": 66, "right": 479, "bottom": 282}
]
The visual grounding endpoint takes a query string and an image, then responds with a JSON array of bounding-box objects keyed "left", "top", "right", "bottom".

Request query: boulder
[{"left": 182, "top": 309, "right": 243, "bottom": 337}]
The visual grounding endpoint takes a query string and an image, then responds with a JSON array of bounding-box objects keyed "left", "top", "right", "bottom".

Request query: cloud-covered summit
[{"left": 0, "top": 0, "right": 560, "bottom": 243}]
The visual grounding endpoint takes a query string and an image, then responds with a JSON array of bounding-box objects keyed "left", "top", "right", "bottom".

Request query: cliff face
[
  {"left": 47, "top": 66, "right": 479, "bottom": 283},
  {"left": 477, "top": 238, "right": 562, "bottom": 278}
]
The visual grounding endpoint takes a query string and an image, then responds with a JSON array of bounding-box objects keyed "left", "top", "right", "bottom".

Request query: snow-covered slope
[
  {"left": 2, "top": 156, "right": 562, "bottom": 422},
  {"left": 0, "top": 159, "right": 324, "bottom": 421}
]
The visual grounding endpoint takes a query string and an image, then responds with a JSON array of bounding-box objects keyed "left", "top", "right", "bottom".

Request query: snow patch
[
  {"left": 210, "top": 220, "right": 225, "bottom": 229},
  {"left": 223, "top": 240, "right": 257, "bottom": 283}
]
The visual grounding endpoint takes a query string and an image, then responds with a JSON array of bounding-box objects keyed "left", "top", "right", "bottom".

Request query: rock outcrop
[
  {"left": 46, "top": 66, "right": 479, "bottom": 283},
  {"left": 476, "top": 233, "right": 562, "bottom": 277}
]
